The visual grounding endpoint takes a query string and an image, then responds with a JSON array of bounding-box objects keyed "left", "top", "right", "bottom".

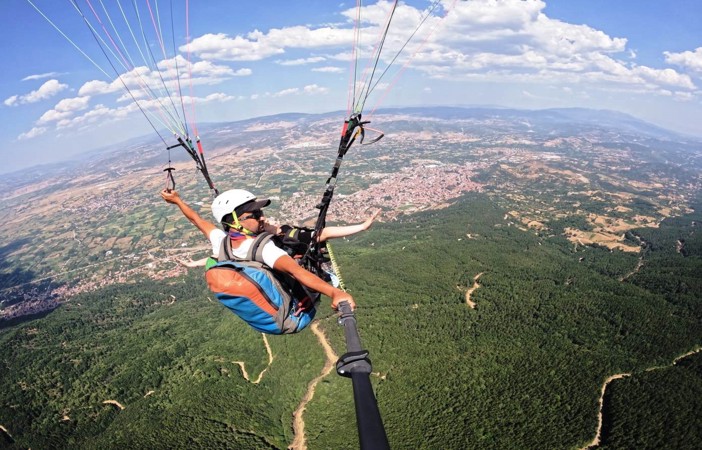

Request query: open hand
[{"left": 363, "top": 209, "right": 381, "bottom": 229}]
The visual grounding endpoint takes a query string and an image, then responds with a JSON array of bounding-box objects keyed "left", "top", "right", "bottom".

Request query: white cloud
[
  {"left": 78, "top": 56, "right": 241, "bottom": 98},
  {"left": 632, "top": 66, "right": 695, "bottom": 90},
  {"left": 673, "top": 91, "right": 694, "bottom": 101},
  {"left": 38, "top": 109, "right": 72, "bottom": 124},
  {"left": 303, "top": 84, "right": 329, "bottom": 95},
  {"left": 55, "top": 96, "right": 91, "bottom": 113},
  {"left": 38, "top": 96, "right": 91, "bottom": 124},
  {"left": 182, "top": 0, "right": 670, "bottom": 99},
  {"left": 375, "top": 82, "right": 390, "bottom": 92},
  {"left": 4, "top": 79, "right": 68, "bottom": 106},
  {"left": 184, "top": 32, "right": 285, "bottom": 61},
  {"left": 55, "top": 103, "right": 130, "bottom": 131},
  {"left": 4, "top": 95, "right": 18, "bottom": 107},
  {"left": 29, "top": 90, "right": 235, "bottom": 137},
  {"left": 17, "top": 127, "right": 48, "bottom": 140},
  {"left": 204, "top": 92, "right": 235, "bottom": 102},
  {"left": 21, "top": 80, "right": 68, "bottom": 103},
  {"left": 78, "top": 80, "right": 116, "bottom": 96},
  {"left": 22, "top": 72, "right": 62, "bottom": 81},
  {"left": 186, "top": 1, "right": 421, "bottom": 65},
  {"left": 277, "top": 57, "right": 327, "bottom": 66},
  {"left": 312, "top": 66, "right": 344, "bottom": 73},
  {"left": 184, "top": 23, "right": 358, "bottom": 62},
  {"left": 179, "top": 93, "right": 236, "bottom": 104},
  {"left": 411, "top": 0, "right": 626, "bottom": 75},
  {"left": 664, "top": 47, "right": 702, "bottom": 73},
  {"left": 273, "top": 87, "right": 300, "bottom": 97},
  {"left": 188, "top": 58, "right": 243, "bottom": 79},
  {"left": 386, "top": 0, "right": 697, "bottom": 96},
  {"left": 270, "top": 84, "right": 329, "bottom": 98}
]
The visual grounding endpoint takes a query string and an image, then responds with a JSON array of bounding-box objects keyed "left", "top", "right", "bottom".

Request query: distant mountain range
[
  {"left": 200, "top": 105, "right": 690, "bottom": 140},
  {"left": 2, "top": 106, "right": 697, "bottom": 193}
]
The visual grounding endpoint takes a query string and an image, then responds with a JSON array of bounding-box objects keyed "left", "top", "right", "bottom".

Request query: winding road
[
  {"left": 465, "top": 272, "right": 483, "bottom": 309},
  {"left": 289, "top": 322, "right": 338, "bottom": 450},
  {"left": 102, "top": 400, "right": 125, "bottom": 410},
  {"left": 233, "top": 334, "right": 274, "bottom": 384},
  {"left": 580, "top": 346, "right": 702, "bottom": 449},
  {"left": 0, "top": 425, "right": 12, "bottom": 440},
  {"left": 619, "top": 257, "right": 644, "bottom": 282}
]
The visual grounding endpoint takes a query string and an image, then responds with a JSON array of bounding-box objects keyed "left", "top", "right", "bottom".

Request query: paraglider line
[
  {"left": 25, "top": 0, "right": 112, "bottom": 80},
  {"left": 171, "top": 0, "right": 190, "bottom": 137},
  {"left": 68, "top": 0, "right": 168, "bottom": 145},
  {"left": 347, "top": 0, "right": 362, "bottom": 117},
  {"left": 357, "top": 0, "right": 398, "bottom": 113},
  {"left": 144, "top": 0, "right": 188, "bottom": 134},
  {"left": 129, "top": 0, "right": 187, "bottom": 134},
  {"left": 366, "top": 0, "right": 443, "bottom": 101},
  {"left": 368, "top": 0, "right": 458, "bottom": 117},
  {"left": 75, "top": 0, "right": 182, "bottom": 134}
]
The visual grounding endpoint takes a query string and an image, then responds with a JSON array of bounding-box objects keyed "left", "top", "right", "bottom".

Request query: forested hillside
[{"left": 1, "top": 193, "right": 700, "bottom": 449}]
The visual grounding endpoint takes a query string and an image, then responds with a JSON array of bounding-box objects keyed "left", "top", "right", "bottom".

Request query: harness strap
[
  {"left": 219, "top": 232, "right": 272, "bottom": 265},
  {"left": 248, "top": 233, "right": 273, "bottom": 263}
]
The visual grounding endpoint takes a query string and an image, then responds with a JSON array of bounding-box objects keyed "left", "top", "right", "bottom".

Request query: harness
[
  {"left": 218, "top": 232, "right": 318, "bottom": 313},
  {"left": 217, "top": 232, "right": 271, "bottom": 263},
  {"left": 206, "top": 232, "right": 317, "bottom": 334}
]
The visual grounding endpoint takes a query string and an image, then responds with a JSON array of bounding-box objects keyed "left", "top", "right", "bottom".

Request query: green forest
[
  {"left": 1, "top": 192, "right": 700, "bottom": 449},
  {"left": 598, "top": 352, "right": 702, "bottom": 450}
]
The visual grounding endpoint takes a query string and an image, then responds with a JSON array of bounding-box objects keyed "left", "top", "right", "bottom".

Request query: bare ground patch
[
  {"left": 458, "top": 272, "right": 484, "bottom": 309},
  {"left": 565, "top": 227, "right": 642, "bottom": 253},
  {"left": 102, "top": 400, "right": 125, "bottom": 410}
]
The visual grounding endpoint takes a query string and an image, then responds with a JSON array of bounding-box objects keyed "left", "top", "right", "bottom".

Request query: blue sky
[{"left": 2, "top": 0, "right": 701, "bottom": 174}]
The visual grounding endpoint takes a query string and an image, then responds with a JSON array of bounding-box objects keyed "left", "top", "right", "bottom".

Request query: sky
[{"left": 1, "top": 0, "right": 701, "bottom": 174}]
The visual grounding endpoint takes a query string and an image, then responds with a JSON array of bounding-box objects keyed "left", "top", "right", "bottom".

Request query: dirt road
[
  {"left": 102, "top": 400, "right": 125, "bottom": 410},
  {"left": 289, "top": 322, "right": 338, "bottom": 450},
  {"left": 580, "top": 346, "right": 702, "bottom": 449},
  {"left": 234, "top": 334, "right": 274, "bottom": 384},
  {"left": 465, "top": 272, "right": 484, "bottom": 308}
]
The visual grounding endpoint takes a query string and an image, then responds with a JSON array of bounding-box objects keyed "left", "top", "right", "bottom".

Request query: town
[{"left": 1, "top": 108, "right": 700, "bottom": 321}]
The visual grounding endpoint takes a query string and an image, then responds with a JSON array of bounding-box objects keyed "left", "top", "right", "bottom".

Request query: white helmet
[{"left": 211, "top": 189, "right": 269, "bottom": 222}]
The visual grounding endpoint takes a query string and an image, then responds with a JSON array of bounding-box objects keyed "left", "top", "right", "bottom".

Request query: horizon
[
  {"left": 2, "top": 0, "right": 702, "bottom": 174},
  {"left": 1, "top": 104, "right": 694, "bottom": 178}
]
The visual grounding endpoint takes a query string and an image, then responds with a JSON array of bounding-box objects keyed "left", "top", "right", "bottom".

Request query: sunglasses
[{"left": 240, "top": 209, "right": 264, "bottom": 220}]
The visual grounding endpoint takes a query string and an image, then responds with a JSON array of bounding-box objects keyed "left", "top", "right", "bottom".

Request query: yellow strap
[
  {"left": 224, "top": 215, "right": 256, "bottom": 236},
  {"left": 326, "top": 242, "right": 347, "bottom": 291}
]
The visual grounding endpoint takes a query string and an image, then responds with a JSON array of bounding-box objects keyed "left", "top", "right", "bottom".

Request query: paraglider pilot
[{"left": 160, "top": 189, "right": 356, "bottom": 311}]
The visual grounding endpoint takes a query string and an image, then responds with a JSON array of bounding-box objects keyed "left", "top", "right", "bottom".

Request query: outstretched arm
[
  {"left": 318, "top": 209, "right": 380, "bottom": 242},
  {"left": 273, "top": 255, "right": 355, "bottom": 310},
  {"left": 160, "top": 189, "right": 217, "bottom": 239}
]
